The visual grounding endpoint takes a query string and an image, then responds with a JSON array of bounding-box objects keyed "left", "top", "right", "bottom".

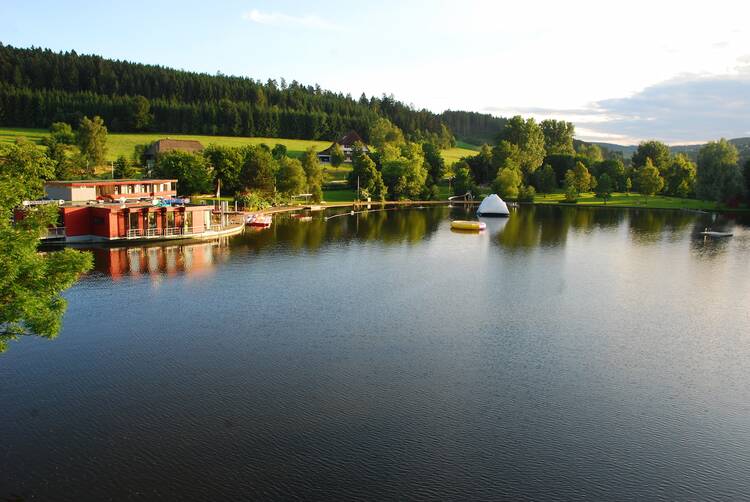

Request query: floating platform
[{"left": 451, "top": 220, "right": 486, "bottom": 231}]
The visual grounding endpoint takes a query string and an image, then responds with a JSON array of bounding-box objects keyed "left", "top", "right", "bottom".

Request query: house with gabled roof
[
  {"left": 317, "top": 130, "right": 368, "bottom": 163},
  {"left": 144, "top": 139, "right": 205, "bottom": 166}
]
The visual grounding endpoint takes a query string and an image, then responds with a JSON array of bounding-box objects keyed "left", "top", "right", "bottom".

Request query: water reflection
[
  {"left": 235, "top": 206, "right": 447, "bottom": 254},
  {"left": 83, "top": 205, "right": 749, "bottom": 278},
  {"left": 87, "top": 240, "right": 231, "bottom": 279}
]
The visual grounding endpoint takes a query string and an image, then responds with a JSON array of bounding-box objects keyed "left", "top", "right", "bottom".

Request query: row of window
[{"left": 113, "top": 183, "right": 172, "bottom": 195}]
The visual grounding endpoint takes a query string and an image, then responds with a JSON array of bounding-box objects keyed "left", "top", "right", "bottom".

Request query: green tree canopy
[
  {"left": 301, "top": 147, "right": 324, "bottom": 191},
  {"left": 330, "top": 143, "right": 345, "bottom": 167},
  {"left": 153, "top": 151, "right": 213, "bottom": 195},
  {"left": 638, "top": 158, "right": 665, "bottom": 199},
  {"left": 493, "top": 167, "right": 522, "bottom": 200},
  {"left": 0, "top": 140, "right": 92, "bottom": 352},
  {"left": 536, "top": 164, "right": 557, "bottom": 194},
  {"left": 113, "top": 155, "right": 138, "bottom": 179},
  {"left": 381, "top": 142, "right": 428, "bottom": 200},
  {"left": 369, "top": 117, "right": 405, "bottom": 150},
  {"left": 348, "top": 143, "right": 387, "bottom": 200},
  {"left": 271, "top": 143, "right": 288, "bottom": 160},
  {"left": 49, "top": 122, "right": 76, "bottom": 145},
  {"left": 593, "top": 159, "right": 626, "bottom": 191},
  {"left": 575, "top": 143, "right": 603, "bottom": 164},
  {"left": 564, "top": 169, "right": 579, "bottom": 202},
  {"left": 452, "top": 161, "right": 476, "bottom": 196},
  {"left": 663, "top": 153, "right": 696, "bottom": 198},
  {"left": 632, "top": 140, "right": 671, "bottom": 173},
  {"left": 77, "top": 115, "right": 108, "bottom": 167},
  {"left": 128, "top": 95, "right": 152, "bottom": 130},
  {"left": 571, "top": 161, "right": 593, "bottom": 193},
  {"left": 422, "top": 142, "right": 446, "bottom": 185},
  {"left": 203, "top": 145, "right": 242, "bottom": 195},
  {"left": 596, "top": 173, "right": 614, "bottom": 203},
  {"left": 240, "top": 145, "right": 278, "bottom": 192},
  {"left": 496, "top": 115, "right": 545, "bottom": 179},
  {"left": 696, "top": 139, "right": 744, "bottom": 202},
  {"left": 276, "top": 157, "right": 307, "bottom": 195},
  {"left": 541, "top": 119, "right": 575, "bottom": 156}
]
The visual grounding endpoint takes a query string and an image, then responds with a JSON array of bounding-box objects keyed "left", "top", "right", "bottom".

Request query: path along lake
[{"left": 3, "top": 204, "right": 750, "bottom": 500}]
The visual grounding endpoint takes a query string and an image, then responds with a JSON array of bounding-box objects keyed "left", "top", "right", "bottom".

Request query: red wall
[{"left": 62, "top": 207, "right": 93, "bottom": 237}]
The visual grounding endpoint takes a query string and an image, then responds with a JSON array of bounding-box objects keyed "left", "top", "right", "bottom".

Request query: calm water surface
[{"left": 3, "top": 205, "right": 750, "bottom": 500}]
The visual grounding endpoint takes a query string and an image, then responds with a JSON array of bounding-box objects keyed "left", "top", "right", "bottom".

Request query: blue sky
[{"left": 3, "top": 0, "right": 750, "bottom": 144}]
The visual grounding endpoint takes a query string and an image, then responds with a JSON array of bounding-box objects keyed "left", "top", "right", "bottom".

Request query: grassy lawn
[
  {"left": 455, "top": 140, "right": 481, "bottom": 150},
  {"left": 1, "top": 127, "right": 477, "bottom": 168},
  {"left": 531, "top": 192, "right": 737, "bottom": 211},
  {"left": 322, "top": 188, "right": 357, "bottom": 202},
  {"left": 441, "top": 146, "right": 479, "bottom": 166},
  {"left": 0, "top": 127, "right": 331, "bottom": 161},
  {"left": 0, "top": 127, "right": 48, "bottom": 147},
  {"left": 323, "top": 164, "right": 351, "bottom": 183}
]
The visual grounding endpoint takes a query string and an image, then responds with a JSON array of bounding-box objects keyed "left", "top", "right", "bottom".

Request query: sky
[{"left": 2, "top": 0, "right": 750, "bottom": 145}]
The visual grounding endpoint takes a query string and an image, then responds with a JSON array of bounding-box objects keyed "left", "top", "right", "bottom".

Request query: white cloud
[{"left": 241, "top": 9, "right": 342, "bottom": 31}]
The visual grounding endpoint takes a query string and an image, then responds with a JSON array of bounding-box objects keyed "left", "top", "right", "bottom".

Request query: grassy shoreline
[{"left": 318, "top": 188, "right": 748, "bottom": 212}]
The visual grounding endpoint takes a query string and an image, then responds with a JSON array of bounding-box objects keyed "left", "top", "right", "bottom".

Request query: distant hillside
[
  {"left": 0, "top": 43, "right": 450, "bottom": 143},
  {"left": 440, "top": 110, "right": 507, "bottom": 145},
  {"left": 588, "top": 142, "right": 637, "bottom": 157},
  {"left": 590, "top": 138, "right": 750, "bottom": 163}
]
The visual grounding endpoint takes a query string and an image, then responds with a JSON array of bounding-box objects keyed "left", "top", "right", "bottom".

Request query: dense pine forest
[
  {"left": 0, "top": 43, "right": 499, "bottom": 145},
  {"left": 440, "top": 110, "right": 508, "bottom": 145}
]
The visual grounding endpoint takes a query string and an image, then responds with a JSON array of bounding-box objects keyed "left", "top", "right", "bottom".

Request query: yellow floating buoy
[{"left": 451, "top": 220, "right": 486, "bottom": 231}]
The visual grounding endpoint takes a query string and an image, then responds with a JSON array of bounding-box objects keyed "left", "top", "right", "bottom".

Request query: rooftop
[{"left": 45, "top": 179, "right": 178, "bottom": 186}]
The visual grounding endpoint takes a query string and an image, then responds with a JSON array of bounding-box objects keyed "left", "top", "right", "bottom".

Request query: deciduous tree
[
  {"left": 493, "top": 167, "right": 522, "bottom": 199},
  {"left": 541, "top": 119, "right": 575, "bottom": 156},
  {"left": 276, "top": 157, "right": 307, "bottom": 195},
  {"left": 330, "top": 143, "right": 345, "bottom": 167},
  {"left": 638, "top": 159, "right": 664, "bottom": 202},
  {"left": 113, "top": 155, "right": 138, "bottom": 179},
  {"left": 632, "top": 140, "right": 671, "bottom": 174},
  {"left": 77, "top": 115, "right": 108, "bottom": 166},
  {"left": 0, "top": 141, "right": 92, "bottom": 352},
  {"left": 153, "top": 151, "right": 213, "bottom": 195},
  {"left": 496, "top": 116, "right": 545, "bottom": 180},
  {"left": 536, "top": 164, "right": 557, "bottom": 196},
  {"left": 696, "top": 139, "right": 744, "bottom": 202},
  {"left": 596, "top": 173, "right": 614, "bottom": 204}
]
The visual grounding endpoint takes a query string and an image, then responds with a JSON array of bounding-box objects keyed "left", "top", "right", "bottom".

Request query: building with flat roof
[
  {"left": 22, "top": 179, "right": 244, "bottom": 244},
  {"left": 44, "top": 179, "right": 177, "bottom": 203}
]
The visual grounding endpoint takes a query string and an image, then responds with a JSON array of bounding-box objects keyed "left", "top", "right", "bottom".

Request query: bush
[
  {"left": 518, "top": 185, "right": 536, "bottom": 202},
  {"left": 238, "top": 192, "right": 272, "bottom": 211}
]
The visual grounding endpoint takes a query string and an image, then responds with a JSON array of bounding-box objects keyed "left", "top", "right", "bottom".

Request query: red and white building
[
  {"left": 44, "top": 179, "right": 178, "bottom": 202},
  {"left": 23, "top": 179, "right": 244, "bottom": 244}
]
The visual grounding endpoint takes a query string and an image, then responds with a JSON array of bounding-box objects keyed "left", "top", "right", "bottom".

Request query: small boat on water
[
  {"left": 700, "top": 229, "right": 733, "bottom": 237},
  {"left": 477, "top": 194, "right": 510, "bottom": 216},
  {"left": 246, "top": 214, "right": 272, "bottom": 228},
  {"left": 451, "top": 220, "right": 486, "bottom": 231}
]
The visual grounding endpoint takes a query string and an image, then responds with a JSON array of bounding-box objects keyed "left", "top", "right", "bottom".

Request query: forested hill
[
  {"left": 0, "top": 43, "right": 456, "bottom": 143},
  {"left": 439, "top": 110, "right": 508, "bottom": 145}
]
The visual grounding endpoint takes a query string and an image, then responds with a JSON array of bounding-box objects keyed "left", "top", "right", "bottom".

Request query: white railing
[{"left": 125, "top": 225, "right": 229, "bottom": 239}]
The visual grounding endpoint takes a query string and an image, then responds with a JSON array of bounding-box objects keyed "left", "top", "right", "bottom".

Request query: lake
[{"left": 3, "top": 204, "right": 750, "bottom": 500}]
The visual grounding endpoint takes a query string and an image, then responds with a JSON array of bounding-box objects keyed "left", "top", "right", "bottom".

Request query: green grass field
[
  {"left": 441, "top": 146, "right": 479, "bottom": 166},
  {"left": 1, "top": 127, "right": 477, "bottom": 169},
  {"left": 455, "top": 140, "right": 481, "bottom": 150},
  {"left": 531, "top": 192, "right": 735, "bottom": 211}
]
